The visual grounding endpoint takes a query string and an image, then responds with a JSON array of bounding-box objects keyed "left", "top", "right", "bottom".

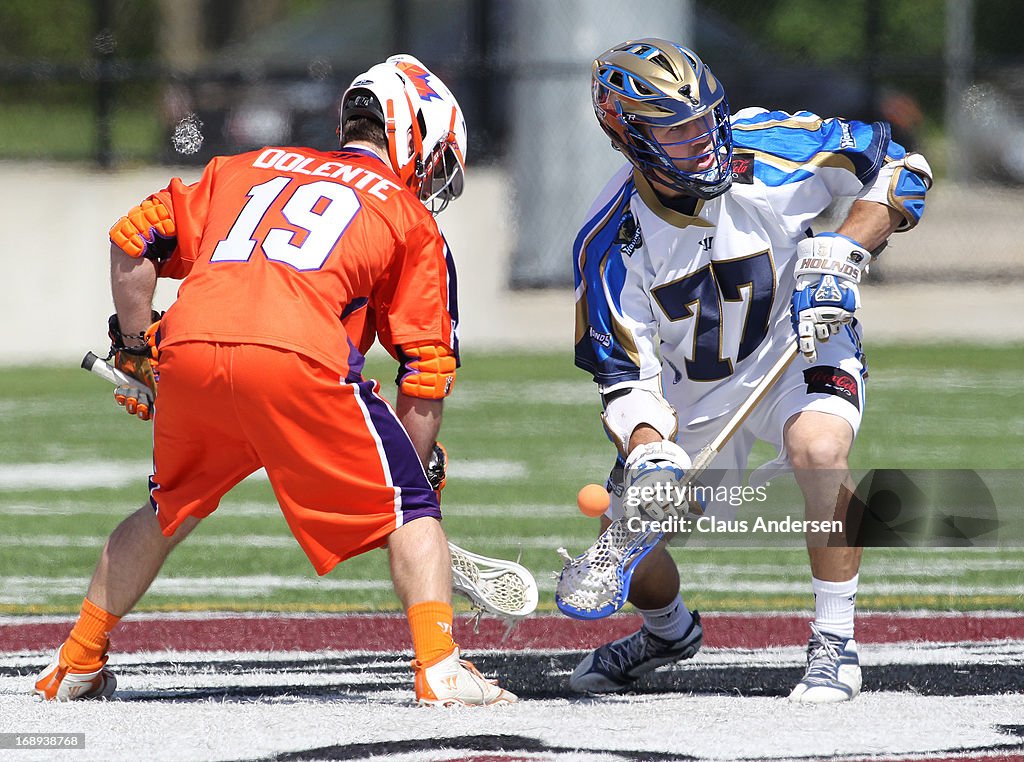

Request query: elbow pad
[
  {"left": 109, "top": 197, "right": 177, "bottom": 260},
  {"left": 858, "top": 153, "right": 933, "bottom": 232},
  {"left": 396, "top": 342, "right": 456, "bottom": 399},
  {"left": 600, "top": 377, "right": 678, "bottom": 454}
]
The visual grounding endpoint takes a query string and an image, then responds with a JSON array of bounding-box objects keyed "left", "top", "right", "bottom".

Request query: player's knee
[{"left": 789, "top": 437, "right": 848, "bottom": 471}]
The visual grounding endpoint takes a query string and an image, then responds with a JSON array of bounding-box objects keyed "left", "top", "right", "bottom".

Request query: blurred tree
[
  {"left": 701, "top": 0, "right": 944, "bottom": 64},
  {"left": 0, "top": 1, "right": 93, "bottom": 60},
  {"left": 973, "top": 0, "right": 1024, "bottom": 59}
]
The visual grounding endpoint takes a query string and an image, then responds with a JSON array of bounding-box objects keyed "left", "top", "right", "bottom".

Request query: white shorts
[{"left": 607, "top": 328, "right": 866, "bottom": 521}]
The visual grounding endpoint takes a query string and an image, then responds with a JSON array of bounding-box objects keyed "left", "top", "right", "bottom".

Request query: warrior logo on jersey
[
  {"left": 665, "top": 358, "right": 684, "bottom": 384},
  {"left": 395, "top": 60, "right": 442, "bottom": 101},
  {"left": 731, "top": 153, "right": 754, "bottom": 184},
  {"left": 804, "top": 366, "right": 860, "bottom": 410}
]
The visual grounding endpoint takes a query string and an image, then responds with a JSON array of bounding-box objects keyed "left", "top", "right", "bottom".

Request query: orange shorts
[{"left": 149, "top": 341, "right": 440, "bottom": 574}]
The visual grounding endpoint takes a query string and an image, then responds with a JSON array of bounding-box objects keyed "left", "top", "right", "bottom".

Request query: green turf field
[{"left": 1, "top": 345, "right": 1021, "bottom": 614}]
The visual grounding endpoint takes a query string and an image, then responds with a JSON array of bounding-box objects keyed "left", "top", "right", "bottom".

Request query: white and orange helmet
[{"left": 341, "top": 54, "right": 467, "bottom": 214}]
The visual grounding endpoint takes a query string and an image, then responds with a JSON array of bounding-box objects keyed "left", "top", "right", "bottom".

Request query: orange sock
[
  {"left": 407, "top": 601, "right": 456, "bottom": 665},
  {"left": 62, "top": 599, "right": 121, "bottom": 669}
]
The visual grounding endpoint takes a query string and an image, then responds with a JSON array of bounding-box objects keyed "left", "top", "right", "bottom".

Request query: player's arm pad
[
  {"left": 600, "top": 376, "right": 678, "bottom": 455},
  {"left": 109, "top": 196, "right": 177, "bottom": 261},
  {"left": 395, "top": 342, "right": 456, "bottom": 399},
  {"left": 857, "top": 152, "right": 933, "bottom": 232}
]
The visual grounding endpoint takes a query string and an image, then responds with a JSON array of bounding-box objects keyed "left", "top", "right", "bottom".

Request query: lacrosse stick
[
  {"left": 556, "top": 341, "right": 799, "bottom": 620},
  {"left": 82, "top": 351, "right": 136, "bottom": 387},
  {"left": 449, "top": 541, "right": 539, "bottom": 639}
]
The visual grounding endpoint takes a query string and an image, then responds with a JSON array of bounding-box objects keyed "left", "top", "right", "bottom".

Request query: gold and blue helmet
[{"left": 592, "top": 39, "right": 733, "bottom": 199}]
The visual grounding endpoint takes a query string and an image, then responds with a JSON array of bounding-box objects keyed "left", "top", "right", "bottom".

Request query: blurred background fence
[{"left": 1, "top": 0, "right": 1022, "bottom": 313}]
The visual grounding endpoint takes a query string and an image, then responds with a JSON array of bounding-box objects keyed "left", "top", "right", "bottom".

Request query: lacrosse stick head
[
  {"left": 448, "top": 543, "right": 538, "bottom": 629},
  {"left": 555, "top": 519, "right": 662, "bottom": 620}
]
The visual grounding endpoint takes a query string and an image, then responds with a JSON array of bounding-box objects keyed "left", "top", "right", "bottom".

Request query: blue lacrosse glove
[
  {"left": 623, "top": 440, "right": 703, "bottom": 521},
  {"left": 790, "top": 233, "right": 871, "bottom": 363}
]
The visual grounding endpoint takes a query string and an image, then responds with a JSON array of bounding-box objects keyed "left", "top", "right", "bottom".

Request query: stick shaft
[
  {"left": 688, "top": 341, "right": 799, "bottom": 478},
  {"left": 81, "top": 351, "right": 135, "bottom": 387}
]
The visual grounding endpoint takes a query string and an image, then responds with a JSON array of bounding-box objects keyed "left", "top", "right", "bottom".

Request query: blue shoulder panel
[
  {"left": 732, "top": 110, "right": 890, "bottom": 187},
  {"left": 573, "top": 177, "right": 643, "bottom": 385}
]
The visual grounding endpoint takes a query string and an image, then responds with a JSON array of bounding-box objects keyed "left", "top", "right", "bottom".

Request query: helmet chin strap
[{"left": 384, "top": 100, "right": 403, "bottom": 180}]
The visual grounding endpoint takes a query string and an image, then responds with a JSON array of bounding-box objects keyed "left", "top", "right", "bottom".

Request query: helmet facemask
[
  {"left": 416, "top": 106, "right": 465, "bottom": 214},
  {"left": 619, "top": 103, "right": 733, "bottom": 199},
  {"left": 593, "top": 39, "right": 734, "bottom": 200}
]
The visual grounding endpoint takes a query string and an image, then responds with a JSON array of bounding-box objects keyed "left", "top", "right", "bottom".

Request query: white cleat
[
  {"left": 413, "top": 647, "right": 517, "bottom": 706},
  {"left": 788, "top": 624, "right": 862, "bottom": 703},
  {"left": 33, "top": 647, "right": 116, "bottom": 702}
]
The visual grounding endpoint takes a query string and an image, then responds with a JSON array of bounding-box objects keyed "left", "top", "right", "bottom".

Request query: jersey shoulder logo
[
  {"left": 732, "top": 153, "right": 755, "bottom": 184},
  {"left": 614, "top": 210, "right": 643, "bottom": 257}
]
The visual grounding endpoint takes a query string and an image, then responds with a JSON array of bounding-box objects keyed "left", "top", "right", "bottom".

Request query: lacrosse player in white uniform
[{"left": 569, "top": 39, "right": 931, "bottom": 702}]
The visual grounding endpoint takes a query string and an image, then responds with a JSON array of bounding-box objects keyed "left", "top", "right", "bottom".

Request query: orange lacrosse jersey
[
  {"left": 342, "top": 232, "right": 461, "bottom": 363},
  {"left": 121, "top": 146, "right": 458, "bottom": 378}
]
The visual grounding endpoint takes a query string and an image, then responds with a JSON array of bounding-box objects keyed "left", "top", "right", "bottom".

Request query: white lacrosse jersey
[{"left": 574, "top": 108, "right": 908, "bottom": 426}]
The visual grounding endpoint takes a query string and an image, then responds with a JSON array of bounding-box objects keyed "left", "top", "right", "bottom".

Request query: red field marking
[{"left": 4, "top": 612, "right": 1023, "bottom": 653}]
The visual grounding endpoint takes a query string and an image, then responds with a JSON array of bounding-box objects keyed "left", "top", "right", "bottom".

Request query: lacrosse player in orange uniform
[{"left": 33, "top": 55, "right": 515, "bottom": 707}]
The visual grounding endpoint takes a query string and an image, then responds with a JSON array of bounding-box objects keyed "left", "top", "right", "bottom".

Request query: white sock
[
  {"left": 812, "top": 574, "right": 858, "bottom": 639},
  {"left": 639, "top": 594, "right": 693, "bottom": 642}
]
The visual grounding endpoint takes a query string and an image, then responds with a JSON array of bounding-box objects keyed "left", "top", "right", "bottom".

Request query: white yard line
[
  {"left": 0, "top": 534, "right": 1020, "bottom": 579},
  {"left": 0, "top": 459, "right": 528, "bottom": 491},
  {"left": 0, "top": 532, "right": 1020, "bottom": 575},
  {"left": 0, "top": 575, "right": 396, "bottom": 604},
  {"left": 3, "top": 572, "right": 1024, "bottom": 605},
  {"left": 0, "top": 500, "right": 563, "bottom": 517}
]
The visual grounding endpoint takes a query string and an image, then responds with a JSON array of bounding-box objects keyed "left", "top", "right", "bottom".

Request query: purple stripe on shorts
[
  {"left": 148, "top": 475, "right": 159, "bottom": 513},
  {"left": 356, "top": 380, "right": 441, "bottom": 520},
  {"left": 344, "top": 336, "right": 366, "bottom": 384}
]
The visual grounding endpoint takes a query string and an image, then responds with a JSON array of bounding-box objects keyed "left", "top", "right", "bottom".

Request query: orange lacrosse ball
[{"left": 577, "top": 483, "right": 611, "bottom": 517}]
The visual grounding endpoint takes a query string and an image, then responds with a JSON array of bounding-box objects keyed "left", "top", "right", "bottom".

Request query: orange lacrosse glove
[{"left": 108, "top": 313, "right": 162, "bottom": 421}]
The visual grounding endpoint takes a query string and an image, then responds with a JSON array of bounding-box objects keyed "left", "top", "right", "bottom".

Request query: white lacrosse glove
[
  {"left": 623, "top": 440, "right": 693, "bottom": 520},
  {"left": 790, "top": 233, "right": 871, "bottom": 363}
]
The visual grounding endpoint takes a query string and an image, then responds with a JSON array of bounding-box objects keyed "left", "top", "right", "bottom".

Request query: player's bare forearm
[
  {"left": 834, "top": 200, "right": 902, "bottom": 252},
  {"left": 627, "top": 423, "right": 664, "bottom": 454},
  {"left": 395, "top": 392, "right": 443, "bottom": 467},
  {"left": 110, "top": 243, "right": 158, "bottom": 337}
]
